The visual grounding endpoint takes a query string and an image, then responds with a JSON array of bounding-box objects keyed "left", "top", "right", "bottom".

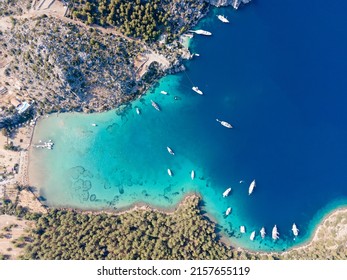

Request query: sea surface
[{"left": 29, "top": 1, "right": 347, "bottom": 252}]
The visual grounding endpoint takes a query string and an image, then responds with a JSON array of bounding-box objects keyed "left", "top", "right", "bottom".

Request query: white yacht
[
  {"left": 272, "top": 225, "right": 279, "bottom": 240},
  {"left": 190, "top": 29, "right": 212, "bottom": 36},
  {"left": 191, "top": 170, "right": 195, "bottom": 180},
  {"left": 192, "top": 86, "right": 203, "bottom": 95},
  {"left": 194, "top": 53, "right": 200, "bottom": 57},
  {"left": 222, "top": 187, "right": 232, "bottom": 197},
  {"left": 167, "top": 169, "right": 173, "bottom": 177},
  {"left": 240, "top": 226, "right": 246, "bottom": 233},
  {"left": 217, "top": 15, "right": 229, "bottom": 23},
  {"left": 248, "top": 179, "right": 256, "bottom": 195},
  {"left": 292, "top": 223, "right": 299, "bottom": 237},
  {"left": 136, "top": 107, "right": 140, "bottom": 115},
  {"left": 151, "top": 100, "right": 160, "bottom": 111},
  {"left": 160, "top": 90, "right": 168, "bottom": 95},
  {"left": 225, "top": 207, "right": 232, "bottom": 216},
  {"left": 216, "top": 119, "right": 233, "bottom": 128},
  {"left": 260, "top": 227, "right": 266, "bottom": 239},
  {"left": 250, "top": 231, "right": 256, "bottom": 241},
  {"left": 167, "top": 146, "right": 175, "bottom": 155},
  {"left": 232, "top": 0, "right": 241, "bottom": 9}
]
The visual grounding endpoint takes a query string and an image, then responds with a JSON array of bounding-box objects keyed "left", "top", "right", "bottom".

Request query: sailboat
[
  {"left": 216, "top": 119, "right": 233, "bottom": 128},
  {"left": 248, "top": 179, "right": 256, "bottom": 195}
]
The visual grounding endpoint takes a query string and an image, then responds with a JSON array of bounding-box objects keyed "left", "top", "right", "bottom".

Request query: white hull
[
  {"left": 222, "top": 187, "right": 232, "bottom": 197},
  {"left": 190, "top": 29, "right": 212, "bottom": 36},
  {"left": 217, "top": 15, "right": 229, "bottom": 23},
  {"left": 167, "top": 169, "right": 173, "bottom": 177},
  {"left": 216, "top": 119, "right": 233, "bottom": 128},
  {"left": 292, "top": 223, "right": 299, "bottom": 237},
  {"left": 240, "top": 226, "right": 246, "bottom": 233},
  {"left": 260, "top": 227, "right": 266, "bottom": 239},
  {"left": 167, "top": 146, "right": 174, "bottom": 155},
  {"left": 91, "top": 123, "right": 97, "bottom": 127},
  {"left": 248, "top": 179, "right": 256, "bottom": 195},
  {"left": 191, "top": 170, "right": 195, "bottom": 180},
  {"left": 160, "top": 90, "right": 168, "bottom": 95},
  {"left": 136, "top": 108, "right": 140, "bottom": 115},
  {"left": 192, "top": 86, "right": 203, "bottom": 95},
  {"left": 225, "top": 207, "right": 231, "bottom": 216},
  {"left": 250, "top": 231, "right": 256, "bottom": 241},
  {"left": 272, "top": 225, "right": 279, "bottom": 240},
  {"left": 151, "top": 100, "right": 160, "bottom": 111}
]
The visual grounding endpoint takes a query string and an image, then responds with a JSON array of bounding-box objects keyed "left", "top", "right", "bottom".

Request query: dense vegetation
[
  {"left": 21, "top": 196, "right": 233, "bottom": 260},
  {"left": 2, "top": 194, "right": 347, "bottom": 260},
  {"left": 69, "top": 0, "right": 208, "bottom": 42}
]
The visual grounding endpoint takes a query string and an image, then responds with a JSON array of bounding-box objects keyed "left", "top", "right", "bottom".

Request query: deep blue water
[{"left": 29, "top": 0, "right": 347, "bottom": 251}]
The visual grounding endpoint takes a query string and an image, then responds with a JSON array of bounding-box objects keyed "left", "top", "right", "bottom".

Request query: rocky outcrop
[{"left": 205, "top": 0, "right": 251, "bottom": 8}]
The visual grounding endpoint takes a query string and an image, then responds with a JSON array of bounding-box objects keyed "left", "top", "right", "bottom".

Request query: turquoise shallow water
[{"left": 29, "top": 1, "right": 347, "bottom": 252}]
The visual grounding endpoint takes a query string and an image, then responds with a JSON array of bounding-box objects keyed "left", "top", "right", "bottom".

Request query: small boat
[
  {"left": 191, "top": 170, "right": 195, "bottom": 180},
  {"left": 272, "top": 225, "right": 279, "bottom": 240},
  {"left": 151, "top": 100, "right": 160, "bottom": 111},
  {"left": 167, "top": 169, "right": 173, "bottom": 177},
  {"left": 194, "top": 53, "right": 200, "bottom": 57},
  {"left": 292, "top": 223, "right": 299, "bottom": 237},
  {"left": 240, "top": 226, "right": 246, "bottom": 233},
  {"left": 190, "top": 29, "right": 212, "bottom": 36},
  {"left": 222, "top": 187, "right": 232, "bottom": 197},
  {"left": 239, "top": 180, "right": 244, "bottom": 183},
  {"left": 167, "top": 146, "right": 175, "bottom": 155},
  {"left": 260, "top": 227, "right": 266, "bottom": 239},
  {"left": 217, "top": 15, "right": 229, "bottom": 23},
  {"left": 160, "top": 90, "right": 168, "bottom": 95},
  {"left": 216, "top": 119, "right": 233, "bottom": 128},
  {"left": 232, "top": 0, "right": 241, "bottom": 10},
  {"left": 136, "top": 107, "right": 141, "bottom": 115},
  {"left": 192, "top": 86, "right": 203, "bottom": 95},
  {"left": 250, "top": 231, "right": 256, "bottom": 241},
  {"left": 91, "top": 123, "right": 97, "bottom": 127},
  {"left": 225, "top": 207, "right": 232, "bottom": 216},
  {"left": 248, "top": 179, "right": 256, "bottom": 195}
]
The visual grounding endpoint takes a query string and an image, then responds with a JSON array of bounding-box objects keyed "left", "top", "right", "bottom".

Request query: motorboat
[
  {"left": 167, "top": 169, "right": 173, "bottom": 177},
  {"left": 250, "top": 231, "right": 256, "bottom": 241},
  {"left": 217, "top": 15, "right": 229, "bottom": 23},
  {"left": 240, "top": 226, "right": 246, "bottom": 233},
  {"left": 190, "top": 29, "right": 212, "bottom": 36},
  {"left": 160, "top": 90, "right": 168, "bottom": 95},
  {"left": 191, "top": 170, "right": 195, "bottom": 180},
  {"left": 192, "top": 86, "right": 203, "bottom": 95},
  {"left": 136, "top": 107, "right": 140, "bottom": 115},
  {"left": 222, "top": 187, "right": 232, "bottom": 197},
  {"left": 167, "top": 146, "right": 175, "bottom": 155},
  {"left": 292, "top": 223, "right": 299, "bottom": 237},
  {"left": 225, "top": 207, "right": 232, "bottom": 216}
]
